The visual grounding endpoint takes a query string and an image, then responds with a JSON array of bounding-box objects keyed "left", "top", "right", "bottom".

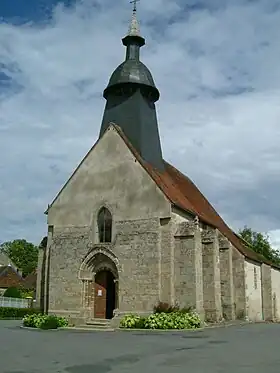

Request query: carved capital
[
  {"left": 218, "top": 234, "right": 231, "bottom": 250},
  {"left": 201, "top": 229, "right": 217, "bottom": 244},
  {"left": 174, "top": 221, "right": 196, "bottom": 237}
]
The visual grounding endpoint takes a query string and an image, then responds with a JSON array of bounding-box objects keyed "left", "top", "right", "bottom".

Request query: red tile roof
[{"left": 114, "top": 124, "right": 278, "bottom": 268}]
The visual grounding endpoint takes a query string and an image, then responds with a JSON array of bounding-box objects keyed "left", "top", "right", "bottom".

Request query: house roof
[
  {"left": 0, "top": 265, "right": 24, "bottom": 288},
  {"left": 112, "top": 124, "right": 278, "bottom": 269},
  {"left": 0, "top": 265, "right": 8, "bottom": 276},
  {"left": 0, "top": 251, "right": 18, "bottom": 270}
]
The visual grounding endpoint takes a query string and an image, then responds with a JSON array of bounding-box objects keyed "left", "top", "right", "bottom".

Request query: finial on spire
[
  {"left": 130, "top": 0, "right": 139, "bottom": 12},
  {"left": 128, "top": 0, "right": 141, "bottom": 36}
]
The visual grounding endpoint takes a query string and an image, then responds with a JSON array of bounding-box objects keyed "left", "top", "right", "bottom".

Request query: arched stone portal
[{"left": 78, "top": 247, "right": 119, "bottom": 319}]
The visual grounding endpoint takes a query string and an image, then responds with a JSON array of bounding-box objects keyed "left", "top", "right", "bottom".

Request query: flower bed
[
  {"left": 23, "top": 314, "right": 69, "bottom": 330},
  {"left": 120, "top": 302, "right": 201, "bottom": 330}
]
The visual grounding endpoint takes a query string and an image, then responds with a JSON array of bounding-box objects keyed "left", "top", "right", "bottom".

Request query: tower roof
[
  {"left": 103, "top": 1, "right": 159, "bottom": 102},
  {"left": 100, "top": 1, "right": 164, "bottom": 171}
]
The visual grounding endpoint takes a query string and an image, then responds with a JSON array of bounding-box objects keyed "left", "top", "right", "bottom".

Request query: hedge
[
  {"left": 23, "top": 314, "right": 69, "bottom": 329},
  {"left": 0, "top": 307, "right": 40, "bottom": 319}
]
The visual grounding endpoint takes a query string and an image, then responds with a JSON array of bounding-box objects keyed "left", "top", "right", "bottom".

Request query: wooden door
[{"left": 94, "top": 271, "right": 107, "bottom": 319}]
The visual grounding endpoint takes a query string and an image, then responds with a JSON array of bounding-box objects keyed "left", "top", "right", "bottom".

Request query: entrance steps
[{"left": 78, "top": 318, "right": 114, "bottom": 331}]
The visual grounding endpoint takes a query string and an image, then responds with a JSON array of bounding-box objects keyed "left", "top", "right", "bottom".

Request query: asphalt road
[{"left": 1, "top": 320, "right": 280, "bottom": 373}]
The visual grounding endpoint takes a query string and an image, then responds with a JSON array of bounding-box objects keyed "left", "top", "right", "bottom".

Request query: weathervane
[{"left": 130, "top": 0, "right": 140, "bottom": 13}]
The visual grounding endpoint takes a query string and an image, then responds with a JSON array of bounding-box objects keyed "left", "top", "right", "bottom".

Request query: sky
[{"left": 0, "top": 0, "right": 280, "bottom": 248}]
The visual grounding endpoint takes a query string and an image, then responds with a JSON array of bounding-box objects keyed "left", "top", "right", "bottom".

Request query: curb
[
  {"left": 117, "top": 321, "right": 254, "bottom": 333},
  {"left": 20, "top": 326, "right": 61, "bottom": 331},
  {"left": 61, "top": 327, "right": 115, "bottom": 332}
]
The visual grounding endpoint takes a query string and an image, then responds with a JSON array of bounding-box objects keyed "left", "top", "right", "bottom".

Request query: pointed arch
[{"left": 97, "top": 207, "right": 112, "bottom": 243}]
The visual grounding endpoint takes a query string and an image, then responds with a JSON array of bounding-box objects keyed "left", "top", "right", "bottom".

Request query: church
[{"left": 36, "top": 6, "right": 280, "bottom": 327}]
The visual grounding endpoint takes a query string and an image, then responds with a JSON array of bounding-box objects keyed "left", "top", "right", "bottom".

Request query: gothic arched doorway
[
  {"left": 94, "top": 269, "right": 116, "bottom": 319},
  {"left": 79, "top": 249, "right": 119, "bottom": 320}
]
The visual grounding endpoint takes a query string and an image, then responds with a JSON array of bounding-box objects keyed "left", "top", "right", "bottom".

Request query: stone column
[
  {"left": 36, "top": 247, "right": 44, "bottom": 312},
  {"left": 114, "top": 278, "right": 119, "bottom": 310},
  {"left": 202, "top": 229, "right": 222, "bottom": 322},
  {"left": 160, "top": 217, "right": 173, "bottom": 305},
  {"left": 219, "top": 235, "right": 235, "bottom": 320},
  {"left": 232, "top": 247, "right": 247, "bottom": 319},
  {"left": 261, "top": 264, "right": 273, "bottom": 321},
  {"left": 174, "top": 219, "right": 204, "bottom": 320}
]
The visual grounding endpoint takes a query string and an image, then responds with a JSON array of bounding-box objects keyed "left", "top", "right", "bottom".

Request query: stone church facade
[{"left": 36, "top": 9, "right": 280, "bottom": 326}]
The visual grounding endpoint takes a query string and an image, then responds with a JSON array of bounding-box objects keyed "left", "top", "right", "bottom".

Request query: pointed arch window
[{"left": 98, "top": 207, "right": 112, "bottom": 243}]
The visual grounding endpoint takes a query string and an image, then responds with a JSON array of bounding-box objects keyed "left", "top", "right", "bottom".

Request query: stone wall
[
  {"left": 48, "top": 226, "right": 90, "bottom": 314},
  {"left": 45, "top": 218, "right": 161, "bottom": 319},
  {"left": 114, "top": 218, "right": 160, "bottom": 313}
]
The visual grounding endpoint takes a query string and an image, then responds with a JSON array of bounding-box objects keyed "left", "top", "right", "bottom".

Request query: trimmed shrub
[
  {"left": 120, "top": 311, "right": 201, "bottom": 330},
  {"left": 22, "top": 313, "right": 69, "bottom": 330},
  {"left": 0, "top": 307, "right": 40, "bottom": 319},
  {"left": 3, "top": 287, "right": 22, "bottom": 298},
  {"left": 119, "top": 314, "right": 143, "bottom": 329}
]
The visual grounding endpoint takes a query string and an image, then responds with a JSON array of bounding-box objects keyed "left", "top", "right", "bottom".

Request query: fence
[{"left": 0, "top": 296, "right": 30, "bottom": 309}]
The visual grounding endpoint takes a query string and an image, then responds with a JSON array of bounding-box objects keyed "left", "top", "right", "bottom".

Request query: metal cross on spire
[
  {"left": 128, "top": 0, "right": 141, "bottom": 36},
  {"left": 130, "top": 0, "right": 140, "bottom": 13}
]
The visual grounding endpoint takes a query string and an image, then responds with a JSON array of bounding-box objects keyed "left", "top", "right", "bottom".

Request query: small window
[
  {"left": 97, "top": 207, "right": 112, "bottom": 243},
  {"left": 254, "top": 267, "right": 258, "bottom": 290}
]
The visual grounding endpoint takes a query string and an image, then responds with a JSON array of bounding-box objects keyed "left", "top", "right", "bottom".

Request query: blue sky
[{"left": 1, "top": 0, "right": 280, "bottom": 248}]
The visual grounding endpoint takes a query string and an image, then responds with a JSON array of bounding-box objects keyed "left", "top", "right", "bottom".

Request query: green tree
[
  {"left": 239, "top": 226, "right": 280, "bottom": 265},
  {"left": 0, "top": 239, "right": 39, "bottom": 277}
]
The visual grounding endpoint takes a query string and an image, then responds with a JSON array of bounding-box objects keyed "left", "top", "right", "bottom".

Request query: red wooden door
[{"left": 94, "top": 271, "right": 107, "bottom": 319}]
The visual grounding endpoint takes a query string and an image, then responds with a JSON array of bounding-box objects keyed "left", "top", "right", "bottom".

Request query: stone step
[
  {"left": 76, "top": 324, "right": 115, "bottom": 332},
  {"left": 85, "top": 318, "right": 112, "bottom": 329}
]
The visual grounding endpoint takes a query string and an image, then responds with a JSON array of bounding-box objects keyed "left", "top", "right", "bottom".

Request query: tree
[
  {"left": 239, "top": 226, "right": 280, "bottom": 265},
  {"left": 0, "top": 239, "right": 39, "bottom": 277}
]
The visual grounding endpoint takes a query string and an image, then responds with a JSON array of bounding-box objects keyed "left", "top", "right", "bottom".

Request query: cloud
[{"left": 0, "top": 0, "right": 280, "bottom": 246}]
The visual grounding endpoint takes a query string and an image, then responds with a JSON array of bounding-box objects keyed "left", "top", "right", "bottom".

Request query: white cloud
[
  {"left": 268, "top": 230, "right": 280, "bottom": 251},
  {"left": 0, "top": 0, "right": 280, "bottom": 244}
]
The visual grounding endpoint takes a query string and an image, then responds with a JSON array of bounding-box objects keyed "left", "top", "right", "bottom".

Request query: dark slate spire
[{"left": 99, "top": 1, "right": 164, "bottom": 171}]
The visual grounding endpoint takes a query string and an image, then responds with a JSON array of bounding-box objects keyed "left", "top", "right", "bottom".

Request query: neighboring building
[
  {"left": 0, "top": 251, "right": 21, "bottom": 275},
  {"left": 37, "top": 7, "right": 280, "bottom": 326},
  {"left": 0, "top": 265, "right": 24, "bottom": 295}
]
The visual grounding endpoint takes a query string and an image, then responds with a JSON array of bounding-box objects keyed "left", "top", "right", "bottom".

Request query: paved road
[{"left": 1, "top": 321, "right": 280, "bottom": 373}]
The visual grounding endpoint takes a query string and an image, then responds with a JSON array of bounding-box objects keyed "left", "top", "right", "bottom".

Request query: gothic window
[{"left": 97, "top": 207, "right": 112, "bottom": 243}]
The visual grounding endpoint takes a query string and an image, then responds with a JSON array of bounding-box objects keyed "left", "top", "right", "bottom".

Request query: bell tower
[{"left": 99, "top": 1, "right": 164, "bottom": 171}]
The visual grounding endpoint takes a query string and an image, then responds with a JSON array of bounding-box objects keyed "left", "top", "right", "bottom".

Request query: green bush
[
  {"left": 22, "top": 313, "right": 69, "bottom": 330},
  {"left": 20, "top": 289, "right": 35, "bottom": 299},
  {"left": 0, "top": 307, "right": 39, "bottom": 319},
  {"left": 3, "top": 287, "right": 22, "bottom": 298},
  {"left": 120, "top": 311, "right": 201, "bottom": 330},
  {"left": 119, "top": 314, "right": 143, "bottom": 329}
]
